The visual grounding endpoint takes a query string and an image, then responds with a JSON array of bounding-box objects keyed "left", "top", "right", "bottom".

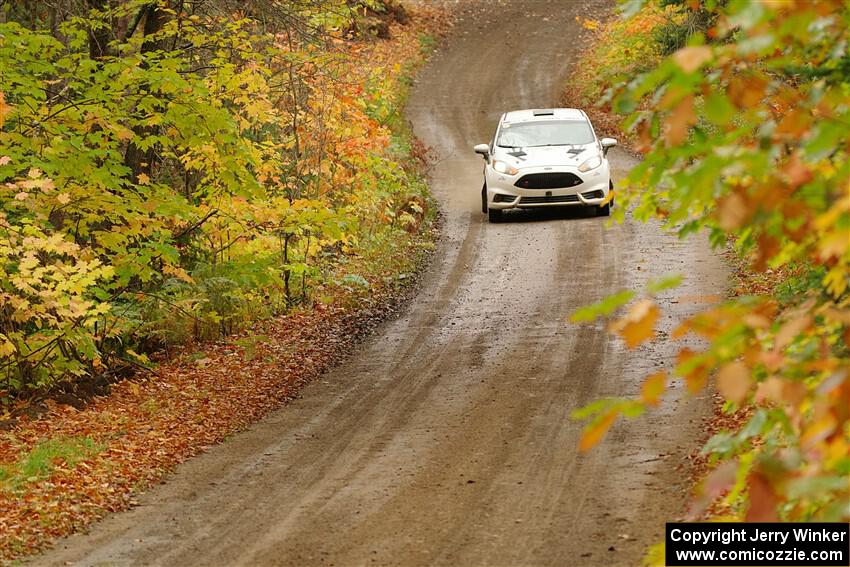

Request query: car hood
[{"left": 492, "top": 143, "right": 598, "bottom": 169}]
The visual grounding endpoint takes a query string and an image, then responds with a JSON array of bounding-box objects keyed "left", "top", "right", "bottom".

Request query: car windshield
[{"left": 496, "top": 120, "right": 594, "bottom": 148}]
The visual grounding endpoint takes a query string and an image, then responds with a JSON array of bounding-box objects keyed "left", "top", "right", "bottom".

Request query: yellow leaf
[
  {"left": 579, "top": 408, "right": 619, "bottom": 452},
  {"left": 716, "top": 361, "right": 751, "bottom": 404},
  {"left": 672, "top": 46, "right": 712, "bottom": 73},
  {"left": 801, "top": 414, "right": 837, "bottom": 451},
  {"left": 0, "top": 334, "right": 16, "bottom": 356},
  {"left": 137, "top": 173, "right": 150, "bottom": 185},
  {"left": 57, "top": 193, "right": 71, "bottom": 205},
  {"left": 641, "top": 371, "right": 667, "bottom": 406},
  {"left": 115, "top": 127, "right": 134, "bottom": 141},
  {"left": 581, "top": 18, "right": 600, "bottom": 30},
  {"left": 163, "top": 263, "right": 194, "bottom": 283},
  {"left": 610, "top": 299, "right": 660, "bottom": 348}
]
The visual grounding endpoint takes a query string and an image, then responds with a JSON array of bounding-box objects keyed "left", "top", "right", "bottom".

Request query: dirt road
[{"left": 34, "top": 2, "right": 726, "bottom": 566}]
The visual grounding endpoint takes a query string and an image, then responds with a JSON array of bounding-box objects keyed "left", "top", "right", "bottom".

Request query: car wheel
[
  {"left": 596, "top": 202, "right": 611, "bottom": 217},
  {"left": 481, "top": 183, "right": 488, "bottom": 214},
  {"left": 488, "top": 208, "right": 503, "bottom": 223}
]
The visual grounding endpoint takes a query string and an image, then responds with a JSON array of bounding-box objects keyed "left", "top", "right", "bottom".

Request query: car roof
[{"left": 501, "top": 108, "right": 586, "bottom": 123}]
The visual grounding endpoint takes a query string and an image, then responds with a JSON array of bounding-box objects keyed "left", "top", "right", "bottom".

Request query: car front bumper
[{"left": 485, "top": 165, "right": 610, "bottom": 210}]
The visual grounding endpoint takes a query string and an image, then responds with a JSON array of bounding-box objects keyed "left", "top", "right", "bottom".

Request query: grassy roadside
[
  {"left": 0, "top": 7, "right": 450, "bottom": 563},
  {"left": 564, "top": 5, "right": 680, "bottom": 144}
]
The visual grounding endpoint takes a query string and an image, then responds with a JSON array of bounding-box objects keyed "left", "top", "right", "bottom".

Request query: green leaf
[{"left": 570, "top": 290, "right": 636, "bottom": 322}]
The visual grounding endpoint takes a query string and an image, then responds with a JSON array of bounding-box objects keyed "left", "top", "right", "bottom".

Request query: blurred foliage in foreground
[
  {"left": 572, "top": 0, "right": 849, "bottom": 531},
  {"left": 0, "top": 0, "right": 435, "bottom": 396}
]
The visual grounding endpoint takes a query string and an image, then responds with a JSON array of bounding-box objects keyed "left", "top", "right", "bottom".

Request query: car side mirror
[
  {"left": 600, "top": 138, "right": 618, "bottom": 156},
  {"left": 473, "top": 143, "right": 490, "bottom": 159}
]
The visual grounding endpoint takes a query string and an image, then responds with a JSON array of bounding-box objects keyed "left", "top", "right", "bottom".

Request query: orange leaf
[
  {"left": 717, "top": 191, "right": 753, "bottom": 230},
  {"left": 663, "top": 94, "right": 696, "bottom": 146},
  {"left": 672, "top": 46, "right": 712, "bottom": 73},
  {"left": 754, "top": 233, "right": 780, "bottom": 271},
  {"left": 0, "top": 91, "right": 11, "bottom": 127},
  {"left": 716, "top": 361, "right": 751, "bottom": 405},
  {"left": 746, "top": 471, "right": 780, "bottom": 522},
  {"left": 729, "top": 73, "right": 767, "bottom": 109},
  {"left": 775, "top": 315, "right": 812, "bottom": 350},
  {"left": 579, "top": 408, "right": 619, "bottom": 452},
  {"left": 610, "top": 299, "right": 660, "bottom": 349},
  {"left": 677, "top": 348, "right": 711, "bottom": 394},
  {"left": 755, "top": 376, "right": 784, "bottom": 405},
  {"left": 641, "top": 371, "right": 667, "bottom": 406}
]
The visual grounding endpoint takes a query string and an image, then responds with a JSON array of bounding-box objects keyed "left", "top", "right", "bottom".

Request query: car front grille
[
  {"left": 515, "top": 172, "right": 583, "bottom": 189},
  {"left": 581, "top": 190, "right": 604, "bottom": 199},
  {"left": 518, "top": 194, "right": 580, "bottom": 205}
]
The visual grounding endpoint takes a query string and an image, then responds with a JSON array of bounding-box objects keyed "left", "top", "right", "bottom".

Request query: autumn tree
[{"left": 0, "top": 0, "right": 425, "bottom": 394}]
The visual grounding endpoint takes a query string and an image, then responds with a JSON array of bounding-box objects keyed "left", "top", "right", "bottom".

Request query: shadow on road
[{"left": 490, "top": 206, "right": 611, "bottom": 224}]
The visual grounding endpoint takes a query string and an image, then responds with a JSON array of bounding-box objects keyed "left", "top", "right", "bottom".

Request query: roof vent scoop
[{"left": 532, "top": 109, "right": 555, "bottom": 116}]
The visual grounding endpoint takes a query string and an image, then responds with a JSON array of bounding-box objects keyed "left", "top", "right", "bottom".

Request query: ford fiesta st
[{"left": 474, "top": 108, "right": 617, "bottom": 222}]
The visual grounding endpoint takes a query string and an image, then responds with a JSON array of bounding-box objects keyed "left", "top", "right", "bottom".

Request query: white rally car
[{"left": 474, "top": 108, "right": 617, "bottom": 222}]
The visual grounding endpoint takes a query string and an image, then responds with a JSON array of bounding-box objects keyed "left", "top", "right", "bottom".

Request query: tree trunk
[
  {"left": 86, "top": 0, "right": 113, "bottom": 59},
  {"left": 123, "top": 2, "right": 170, "bottom": 183}
]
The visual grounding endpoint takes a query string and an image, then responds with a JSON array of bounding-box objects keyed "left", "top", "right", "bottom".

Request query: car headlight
[
  {"left": 492, "top": 160, "right": 519, "bottom": 175},
  {"left": 578, "top": 155, "right": 603, "bottom": 172}
]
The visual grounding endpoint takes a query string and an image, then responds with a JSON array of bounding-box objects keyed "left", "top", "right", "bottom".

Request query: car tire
[
  {"left": 609, "top": 180, "right": 615, "bottom": 209},
  {"left": 488, "top": 208, "right": 503, "bottom": 223},
  {"left": 481, "top": 183, "right": 488, "bottom": 214},
  {"left": 596, "top": 202, "right": 611, "bottom": 217}
]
